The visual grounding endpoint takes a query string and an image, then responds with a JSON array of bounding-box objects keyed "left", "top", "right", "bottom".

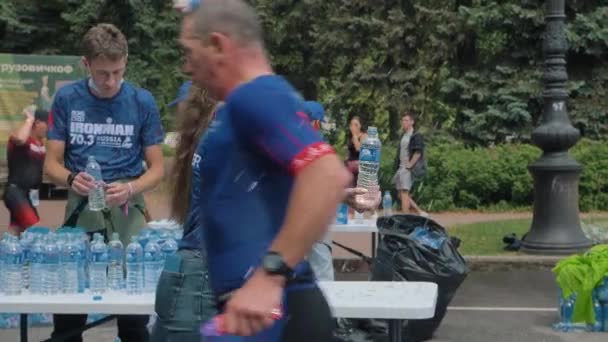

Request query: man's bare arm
[
  {"left": 269, "top": 155, "right": 352, "bottom": 268},
  {"left": 44, "top": 140, "right": 70, "bottom": 186},
  {"left": 129, "top": 145, "right": 165, "bottom": 195},
  {"left": 10, "top": 109, "right": 36, "bottom": 145},
  {"left": 408, "top": 151, "right": 421, "bottom": 169}
]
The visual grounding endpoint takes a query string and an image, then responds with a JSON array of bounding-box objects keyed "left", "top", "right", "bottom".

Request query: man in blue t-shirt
[
  {"left": 179, "top": 1, "right": 352, "bottom": 340},
  {"left": 44, "top": 23, "right": 165, "bottom": 342}
]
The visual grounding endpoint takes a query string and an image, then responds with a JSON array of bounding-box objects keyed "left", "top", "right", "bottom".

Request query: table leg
[
  {"left": 20, "top": 314, "right": 28, "bottom": 342},
  {"left": 41, "top": 315, "right": 116, "bottom": 342},
  {"left": 371, "top": 232, "right": 377, "bottom": 258},
  {"left": 388, "top": 319, "right": 403, "bottom": 342}
]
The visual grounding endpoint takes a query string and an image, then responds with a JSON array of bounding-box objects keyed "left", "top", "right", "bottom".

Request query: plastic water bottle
[
  {"left": 4, "top": 235, "right": 23, "bottom": 295},
  {"left": 157, "top": 231, "right": 170, "bottom": 248},
  {"left": 61, "top": 234, "right": 80, "bottom": 294},
  {"left": 591, "top": 294, "right": 603, "bottom": 332},
  {"left": 126, "top": 236, "right": 144, "bottom": 295},
  {"left": 0, "top": 233, "right": 9, "bottom": 293},
  {"left": 138, "top": 229, "right": 152, "bottom": 249},
  {"left": 107, "top": 233, "right": 124, "bottom": 291},
  {"left": 20, "top": 231, "right": 34, "bottom": 290},
  {"left": 89, "top": 234, "right": 108, "bottom": 294},
  {"left": 597, "top": 277, "right": 608, "bottom": 303},
  {"left": 357, "top": 127, "right": 382, "bottom": 207},
  {"left": 42, "top": 234, "right": 61, "bottom": 295},
  {"left": 602, "top": 303, "right": 608, "bottom": 332},
  {"left": 161, "top": 235, "right": 178, "bottom": 260},
  {"left": 29, "top": 235, "right": 45, "bottom": 294},
  {"left": 71, "top": 232, "right": 88, "bottom": 292},
  {"left": 55, "top": 234, "right": 67, "bottom": 285},
  {"left": 357, "top": 127, "right": 381, "bottom": 188},
  {"left": 144, "top": 237, "right": 162, "bottom": 292},
  {"left": 86, "top": 156, "right": 106, "bottom": 211},
  {"left": 383, "top": 191, "right": 393, "bottom": 217}
]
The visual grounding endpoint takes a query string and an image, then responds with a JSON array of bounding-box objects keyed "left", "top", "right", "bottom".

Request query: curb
[
  {"left": 332, "top": 255, "right": 565, "bottom": 273},
  {"left": 463, "top": 255, "right": 563, "bottom": 271}
]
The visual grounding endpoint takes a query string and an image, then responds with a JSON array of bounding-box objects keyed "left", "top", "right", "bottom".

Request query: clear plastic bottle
[
  {"left": 160, "top": 235, "right": 178, "bottom": 260},
  {"left": 107, "top": 233, "right": 124, "bottom": 291},
  {"left": 144, "top": 237, "right": 162, "bottom": 292},
  {"left": 70, "top": 232, "right": 88, "bottom": 293},
  {"left": 126, "top": 236, "right": 144, "bottom": 295},
  {"left": 86, "top": 156, "right": 106, "bottom": 211},
  {"left": 61, "top": 234, "right": 80, "bottom": 294},
  {"left": 29, "top": 235, "right": 45, "bottom": 294},
  {"left": 42, "top": 234, "right": 60, "bottom": 295},
  {"left": 4, "top": 234, "right": 23, "bottom": 295},
  {"left": 20, "top": 231, "right": 34, "bottom": 290},
  {"left": 0, "top": 233, "right": 8, "bottom": 293},
  {"left": 89, "top": 234, "right": 108, "bottom": 294},
  {"left": 357, "top": 127, "right": 382, "bottom": 192},
  {"left": 383, "top": 191, "right": 393, "bottom": 217}
]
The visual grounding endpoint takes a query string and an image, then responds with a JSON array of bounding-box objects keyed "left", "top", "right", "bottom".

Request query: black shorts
[{"left": 2, "top": 184, "right": 39, "bottom": 231}]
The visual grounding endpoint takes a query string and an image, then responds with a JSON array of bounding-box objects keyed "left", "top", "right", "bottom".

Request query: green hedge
[{"left": 375, "top": 139, "right": 608, "bottom": 212}]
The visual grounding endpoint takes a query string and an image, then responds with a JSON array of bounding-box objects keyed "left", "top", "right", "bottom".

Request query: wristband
[{"left": 67, "top": 172, "right": 77, "bottom": 187}]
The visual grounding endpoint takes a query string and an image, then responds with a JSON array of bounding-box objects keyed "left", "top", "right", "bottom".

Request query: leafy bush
[{"left": 374, "top": 139, "right": 608, "bottom": 212}]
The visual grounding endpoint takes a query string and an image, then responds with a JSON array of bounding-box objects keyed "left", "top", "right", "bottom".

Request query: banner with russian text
[{"left": 0, "top": 53, "right": 86, "bottom": 162}]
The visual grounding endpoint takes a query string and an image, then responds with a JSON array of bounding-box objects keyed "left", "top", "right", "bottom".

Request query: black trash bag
[{"left": 367, "top": 214, "right": 468, "bottom": 342}]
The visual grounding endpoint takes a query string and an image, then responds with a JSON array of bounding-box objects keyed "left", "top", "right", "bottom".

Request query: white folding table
[
  {"left": 0, "top": 291, "right": 154, "bottom": 342},
  {"left": 330, "top": 219, "right": 378, "bottom": 258},
  {"left": 319, "top": 281, "right": 438, "bottom": 341},
  {"left": 0, "top": 281, "right": 438, "bottom": 342}
]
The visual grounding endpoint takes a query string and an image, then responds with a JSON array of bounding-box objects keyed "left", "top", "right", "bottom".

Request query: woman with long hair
[{"left": 152, "top": 84, "right": 219, "bottom": 342}]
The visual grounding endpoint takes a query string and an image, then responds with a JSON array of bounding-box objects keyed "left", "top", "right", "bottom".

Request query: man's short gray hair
[{"left": 192, "top": 0, "right": 264, "bottom": 47}]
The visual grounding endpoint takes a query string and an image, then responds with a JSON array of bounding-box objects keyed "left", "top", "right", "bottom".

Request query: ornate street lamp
[{"left": 521, "top": 0, "right": 592, "bottom": 254}]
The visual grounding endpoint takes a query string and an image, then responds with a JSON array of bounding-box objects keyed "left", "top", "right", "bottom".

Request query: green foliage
[
  {"left": 1, "top": 1, "right": 606, "bottom": 144},
  {"left": 2, "top": 0, "right": 607, "bottom": 211},
  {"left": 1, "top": 0, "right": 183, "bottom": 128},
  {"left": 385, "top": 139, "right": 608, "bottom": 212},
  {"left": 573, "top": 139, "right": 608, "bottom": 211}
]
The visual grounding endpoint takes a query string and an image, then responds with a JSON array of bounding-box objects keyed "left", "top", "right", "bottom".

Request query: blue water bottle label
[
  {"left": 602, "top": 304, "right": 608, "bottom": 332},
  {"left": 335, "top": 204, "right": 348, "bottom": 225},
  {"left": 360, "top": 147, "right": 381, "bottom": 163}
]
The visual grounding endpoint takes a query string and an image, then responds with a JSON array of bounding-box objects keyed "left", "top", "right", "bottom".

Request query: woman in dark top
[{"left": 345, "top": 116, "right": 367, "bottom": 186}]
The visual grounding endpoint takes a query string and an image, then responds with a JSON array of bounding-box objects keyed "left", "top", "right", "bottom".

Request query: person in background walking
[{"left": 394, "top": 111, "right": 428, "bottom": 217}]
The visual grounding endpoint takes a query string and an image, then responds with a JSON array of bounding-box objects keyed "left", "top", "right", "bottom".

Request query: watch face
[{"left": 263, "top": 253, "right": 283, "bottom": 272}]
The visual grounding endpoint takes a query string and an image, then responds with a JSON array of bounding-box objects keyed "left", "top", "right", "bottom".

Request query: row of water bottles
[{"left": 0, "top": 227, "right": 179, "bottom": 296}]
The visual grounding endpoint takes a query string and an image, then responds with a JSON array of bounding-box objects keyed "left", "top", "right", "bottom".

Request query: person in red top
[{"left": 3, "top": 107, "right": 48, "bottom": 234}]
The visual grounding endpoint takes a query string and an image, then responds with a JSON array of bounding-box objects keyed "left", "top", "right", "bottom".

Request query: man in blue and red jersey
[
  {"left": 44, "top": 23, "right": 165, "bottom": 342},
  {"left": 179, "top": 1, "right": 352, "bottom": 340},
  {"left": 3, "top": 107, "right": 48, "bottom": 234}
]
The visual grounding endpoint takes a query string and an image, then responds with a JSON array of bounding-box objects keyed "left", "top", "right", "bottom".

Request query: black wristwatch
[
  {"left": 67, "top": 172, "right": 77, "bottom": 187},
  {"left": 262, "top": 251, "right": 295, "bottom": 281}
]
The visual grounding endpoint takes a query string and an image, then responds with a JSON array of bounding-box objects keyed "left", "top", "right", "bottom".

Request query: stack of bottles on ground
[
  {"left": 0, "top": 225, "right": 181, "bottom": 297},
  {"left": 553, "top": 245, "right": 608, "bottom": 333}
]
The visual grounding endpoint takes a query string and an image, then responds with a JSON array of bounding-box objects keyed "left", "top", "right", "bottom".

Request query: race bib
[{"left": 29, "top": 189, "right": 40, "bottom": 207}]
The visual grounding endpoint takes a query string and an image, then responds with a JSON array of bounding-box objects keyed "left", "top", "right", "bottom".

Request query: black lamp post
[{"left": 520, "top": 0, "right": 592, "bottom": 255}]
